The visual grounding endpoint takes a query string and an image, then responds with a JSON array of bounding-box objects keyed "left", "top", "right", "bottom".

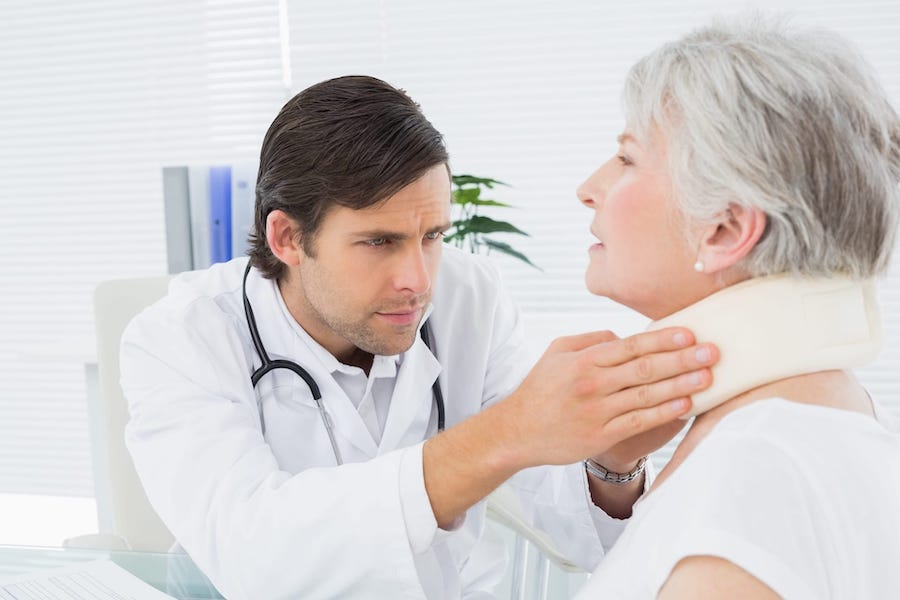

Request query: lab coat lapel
[
  {"left": 310, "top": 369, "right": 380, "bottom": 459},
  {"left": 379, "top": 330, "right": 442, "bottom": 453},
  {"left": 254, "top": 271, "right": 379, "bottom": 460}
]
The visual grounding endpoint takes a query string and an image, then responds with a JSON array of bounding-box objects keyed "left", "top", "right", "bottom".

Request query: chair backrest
[
  {"left": 93, "top": 276, "right": 174, "bottom": 552},
  {"left": 486, "top": 484, "right": 582, "bottom": 572}
]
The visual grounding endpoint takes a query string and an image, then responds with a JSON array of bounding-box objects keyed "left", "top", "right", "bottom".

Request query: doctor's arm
[
  {"left": 121, "top": 301, "right": 441, "bottom": 599},
  {"left": 422, "top": 327, "right": 717, "bottom": 529}
]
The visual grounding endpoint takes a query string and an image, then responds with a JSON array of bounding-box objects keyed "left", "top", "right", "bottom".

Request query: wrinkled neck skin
[{"left": 647, "top": 275, "right": 883, "bottom": 479}]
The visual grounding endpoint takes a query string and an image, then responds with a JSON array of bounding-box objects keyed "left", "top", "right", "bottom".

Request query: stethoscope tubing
[{"left": 241, "top": 260, "right": 444, "bottom": 466}]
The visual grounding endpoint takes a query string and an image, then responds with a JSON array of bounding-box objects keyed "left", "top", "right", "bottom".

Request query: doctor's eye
[
  {"left": 365, "top": 238, "right": 388, "bottom": 247},
  {"left": 424, "top": 231, "right": 444, "bottom": 241}
]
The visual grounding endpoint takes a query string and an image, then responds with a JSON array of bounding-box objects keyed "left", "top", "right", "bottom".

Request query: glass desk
[
  {"left": 0, "top": 545, "right": 223, "bottom": 599},
  {"left": 1, "top": 532, "right": 587, "bottom": 599}
]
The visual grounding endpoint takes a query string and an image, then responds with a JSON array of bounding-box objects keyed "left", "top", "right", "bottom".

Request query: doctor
[{"left": 120, "top": 75, "right": 718, "bottom": 599}]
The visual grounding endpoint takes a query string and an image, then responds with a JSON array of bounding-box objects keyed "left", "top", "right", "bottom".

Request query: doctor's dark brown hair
[{"left": 247, "top": 75, "right": 450, "bottom": 280}]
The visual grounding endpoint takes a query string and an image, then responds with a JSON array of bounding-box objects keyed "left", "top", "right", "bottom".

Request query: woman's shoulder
[
  {"left": 592, "top": 398, "right": 900, "bottom": 599},
  {"left": 710, "top": 397, "right": 894, "bottom": 448},
  {"left": 641, "top": 398, "right": 900, "bottom": 558},
  {"left": 636, "top": 398, "right": 899, "bottom": 532},
  {"left": 683, "top": 398, "right": 896, "bottom": 480}
]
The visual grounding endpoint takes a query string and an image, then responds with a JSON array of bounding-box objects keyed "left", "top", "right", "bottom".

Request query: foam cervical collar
[{"left": 647, "top": 275, "right": 883, "bottom": 417}]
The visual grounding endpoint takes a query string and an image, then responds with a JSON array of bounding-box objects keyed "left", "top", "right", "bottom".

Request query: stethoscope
[{"left": 241, "top": 261, "right": 445, "bottom": 465}]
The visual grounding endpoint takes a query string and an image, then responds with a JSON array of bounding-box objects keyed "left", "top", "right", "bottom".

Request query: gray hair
[{"left": 623, "top": 16, "right": 900, "bottom": 278}]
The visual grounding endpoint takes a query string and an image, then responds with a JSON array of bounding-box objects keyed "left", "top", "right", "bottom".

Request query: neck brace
[{"left": 647, "top": 275, "right": 883, "bottom": 417}]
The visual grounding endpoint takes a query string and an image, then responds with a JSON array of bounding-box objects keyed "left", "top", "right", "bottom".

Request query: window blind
[
  {"left": 1, "top": 0, "right": 897, "bottom": 500},
  {"left": 286, "top": 0, "right": 900, "bottom": 469},
  {"left": 0, "top": 0, "right": 285, "bottom": 496}
]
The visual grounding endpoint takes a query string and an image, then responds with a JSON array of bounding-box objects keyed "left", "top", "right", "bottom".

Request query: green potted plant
[{"left": 444, "top": 174, "right": 538, "bottom": 269}]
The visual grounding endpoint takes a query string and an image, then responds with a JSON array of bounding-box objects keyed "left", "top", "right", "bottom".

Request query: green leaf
[
  {"left": 453, "top": 215, "right": 529, "bottom": 237},
  {"left": 452, "top": 174, "right": 509, "bottom": 188},
  {"left": 452, "top": 187, "right": 481, "bottom": 205},
  {"left": 452, "top": 192, "right": 512, "bottom": 208},
  {"left": 446, "top": 173, "right": 535, "bottom": 267},
  {"left": 469, "top": 199, "right": 513, "bottom": 208},
  {"left": 482, "top": 238, "right": 541, "bottom": 270},
  {"left": 452, "top": 187, "right": 511, "bottom": 208}
]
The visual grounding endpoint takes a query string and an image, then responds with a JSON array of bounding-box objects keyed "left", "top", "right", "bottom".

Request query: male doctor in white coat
[{"left": 121, "top": 76, "right": 718, "bottom": 599}]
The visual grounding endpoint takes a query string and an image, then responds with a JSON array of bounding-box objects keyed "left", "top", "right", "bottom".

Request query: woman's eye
[{"left": 617, "top": 155, "right": 632, "bottom": 166}]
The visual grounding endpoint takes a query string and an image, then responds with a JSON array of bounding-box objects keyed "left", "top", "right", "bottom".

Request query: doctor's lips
[{"left": 376, "top": 305, "right": 424, "bottom": 326}]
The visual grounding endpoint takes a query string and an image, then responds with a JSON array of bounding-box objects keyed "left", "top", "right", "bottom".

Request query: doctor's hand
[
  {"left": 587, "top": 330, "right": 717, "bottom": 472},
  {"left": 422, "top": 327, "right": 717, "bottom": 529},
  {"left": 497, "top": 327, "right": 718, "bottom": 470}
]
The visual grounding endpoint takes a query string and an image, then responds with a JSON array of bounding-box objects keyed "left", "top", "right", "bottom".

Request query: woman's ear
[
  {"left": 266, "top": 210, "right": 304, "bottom": 267},
  {"left": 696, "top": 204, "right": 767, "bottom": 274}
]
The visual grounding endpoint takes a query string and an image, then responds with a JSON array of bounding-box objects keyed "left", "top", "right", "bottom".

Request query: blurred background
[{"left": 1, "top": 0, "right": 898, "bottom": 547}]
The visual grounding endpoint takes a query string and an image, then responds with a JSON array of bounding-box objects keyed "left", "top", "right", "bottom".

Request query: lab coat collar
[
  {"left": 379, "top": 310, "right": 442, "bottom": 452},
  {"left": 261, "top": 281, "right": 374, "bottom": 456}
]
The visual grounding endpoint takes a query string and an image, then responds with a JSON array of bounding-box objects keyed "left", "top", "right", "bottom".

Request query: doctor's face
[
  {"left": 577, "top": 127, "right": 698, "bottom": 319},
  {"left": 283, "top": 164, "right": 451, "bottom": 361}
]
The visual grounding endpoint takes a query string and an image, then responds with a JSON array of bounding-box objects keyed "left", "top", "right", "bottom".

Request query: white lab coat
[{"left": 121, "top": 247, "right": 624, "bottom": 599}]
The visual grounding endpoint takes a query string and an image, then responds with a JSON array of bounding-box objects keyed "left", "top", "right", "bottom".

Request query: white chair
[
  {"left": 486, "top": 485, "right": 587, "bottom": 599},
  {"left": 66, "top": 276, "right": 175, "bottom": 552},
  {"left": 486, "top": 485, "right": 581, "bottom": 572}
]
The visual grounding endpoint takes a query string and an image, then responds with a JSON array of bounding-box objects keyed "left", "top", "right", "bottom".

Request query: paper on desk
[{"left": 0, "top": 559, "right": 175, "bottom": 599}]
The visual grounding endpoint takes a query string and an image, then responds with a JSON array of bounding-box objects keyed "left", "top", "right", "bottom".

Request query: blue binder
[
  {"left": 208, "top": 166, "right": 232, "bottom": 264},
  {"left": 230, "top": 163, "right": 257, "bottom": 258}
]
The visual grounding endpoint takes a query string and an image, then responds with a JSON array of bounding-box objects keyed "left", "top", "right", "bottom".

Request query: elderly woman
[{"left": 574, "top": 18, "right": 900, "bottom": 599}]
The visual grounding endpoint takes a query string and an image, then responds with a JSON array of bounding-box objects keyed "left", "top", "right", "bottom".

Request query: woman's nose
[
  {"left": 577, "top": 181, "right": 596, "bottom": 208},
  {"left": 577, "top": 168, "right": 605, "bottom": 209},
  {"left": 578, "top": 159, "right": 616, "bottom": 210}
]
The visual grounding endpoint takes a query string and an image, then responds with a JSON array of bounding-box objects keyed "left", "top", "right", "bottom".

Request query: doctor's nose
[{"left": 393, "top": 247, "right": 431, "bottom": 294}]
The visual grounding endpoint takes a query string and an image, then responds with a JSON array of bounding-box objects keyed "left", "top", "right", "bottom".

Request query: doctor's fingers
[
  {"left": 582, "top": 327, "right": 700, "bottom": 368},
  {"left": 584, "top": 338, "right": 719, "bottom": 393},
  {"left": 546, "top": 329, "right": 619, "bottom": 353},
  {"left": 596, "top": 366, "right": 712, "bottom": 425},
  {"left": 599, "top": 394, "right": 694, "bottom": 448}
]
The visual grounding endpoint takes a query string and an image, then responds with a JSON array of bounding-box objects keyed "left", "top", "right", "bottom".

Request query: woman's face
[{"left": 577, "top": 127, "right": 702, "bottom": 319}]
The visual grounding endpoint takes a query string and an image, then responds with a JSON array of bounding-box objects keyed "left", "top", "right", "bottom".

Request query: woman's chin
[
  {"left": 584, "top": 279, "right": 612, "bottom": 300},
  {"left": 585, "top": 282, "right": 651, "bottom": 316},
  {"left": 596, "top": 290, "right": 673, "bottom": 321}
]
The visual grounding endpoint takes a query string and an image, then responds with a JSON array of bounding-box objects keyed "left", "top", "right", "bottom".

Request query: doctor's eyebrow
[{"left": 353, "top": 223, "right": 452, "bottom": 241}]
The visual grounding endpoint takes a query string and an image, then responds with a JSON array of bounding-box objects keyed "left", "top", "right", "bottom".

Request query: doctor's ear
[
  {"left": 266, "top": 210, "right": 305, "bottom": 266},
  {"left": 695, "top": 204, "right": 767, "bottom": 274}
]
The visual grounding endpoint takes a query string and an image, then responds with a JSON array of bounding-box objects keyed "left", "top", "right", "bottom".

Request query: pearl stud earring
[{"left": 693, "top": 260, "right": 705, "bottom": 273}]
